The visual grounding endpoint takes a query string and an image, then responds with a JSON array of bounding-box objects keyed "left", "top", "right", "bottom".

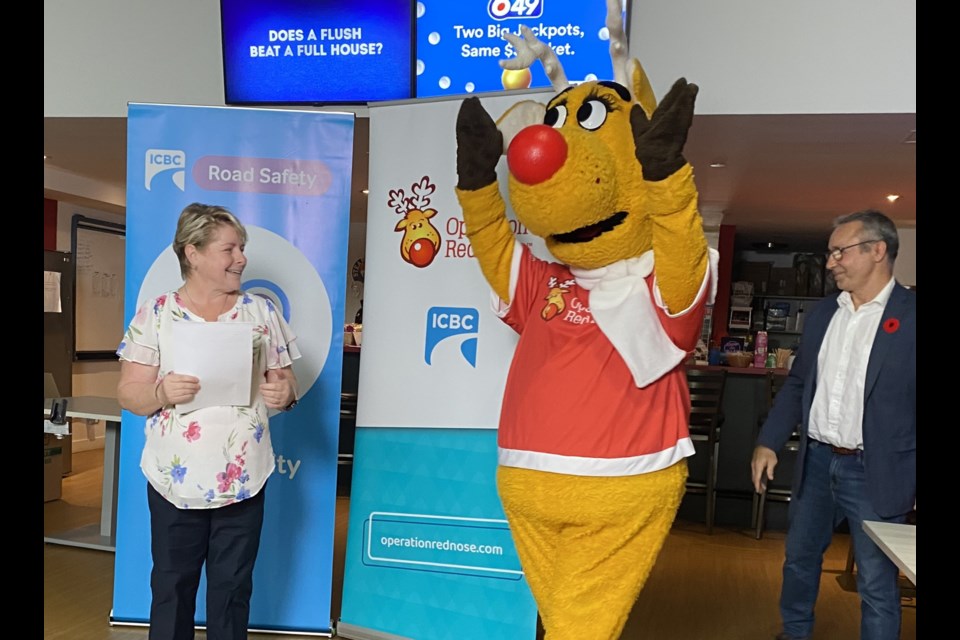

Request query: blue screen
[
  {"left": 416, "top": 0, "right": 627, "bottom": 98},
  {"left": 221, "top": 0, "right": 414, "bottom": 104}
]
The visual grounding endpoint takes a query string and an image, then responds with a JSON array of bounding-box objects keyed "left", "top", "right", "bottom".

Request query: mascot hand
[
  {"left": 630, "top": 78, "right": 699, "bottom": 182},
  {"left": 456, "top": 97, "right": 504, "bottom": 191}
]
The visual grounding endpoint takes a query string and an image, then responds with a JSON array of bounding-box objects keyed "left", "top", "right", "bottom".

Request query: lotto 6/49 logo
[
  {"left": 425, "top": 307, "right": 479, "bottom": 367},
  {"left": 488, "top": 0, "right": 543, "bottom": 20},
  {"left": 145, "top": 149, "right": 186, "bottom": 191}
]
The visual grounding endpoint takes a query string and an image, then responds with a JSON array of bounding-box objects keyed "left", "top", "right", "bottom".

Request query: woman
[{"left": 117, "top": 203, "right": 299, "bottom": 640}]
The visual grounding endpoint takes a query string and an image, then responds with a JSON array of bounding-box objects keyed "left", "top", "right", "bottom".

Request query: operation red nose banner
[{"left": 339, "top": 91, "right": 557, "bottom": 640}]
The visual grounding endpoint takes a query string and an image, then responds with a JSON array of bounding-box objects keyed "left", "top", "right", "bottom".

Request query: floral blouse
[{"left": 117, "top": 290, "right": 300, "bottom": 509}]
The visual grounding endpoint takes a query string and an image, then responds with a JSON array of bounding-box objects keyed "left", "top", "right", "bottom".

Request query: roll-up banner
[
  {"left": 338, "top": 91, "right": 554, "bottom": 640},
  {"left": 116, "top": 104, "right": 353, "bottom": 635}
]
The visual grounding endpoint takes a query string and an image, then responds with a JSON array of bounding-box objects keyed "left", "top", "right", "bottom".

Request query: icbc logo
[
  {"left": 425, "top": 307, "right": 480, "bottom": 367},
  {"left": 145, "top": 149, "right": 186, "bottom": 191}
]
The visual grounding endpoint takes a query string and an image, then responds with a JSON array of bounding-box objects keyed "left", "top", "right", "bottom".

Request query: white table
[
  {"left": 43, "top": 396, "right": 122, "bottom": 552},
  {"left": 862, "top": 520, "right": 916, "bottom": 586}
]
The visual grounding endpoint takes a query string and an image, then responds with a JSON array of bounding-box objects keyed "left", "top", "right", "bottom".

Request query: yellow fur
[
  {"left": 647, "top": 164, "right": 710, "bottom": 312},
  {"left": 455, "top": 183, "right": 514, "bottom": 302},
  {"left": 498, "top": 463, "right": 688, "bottom": 640}
]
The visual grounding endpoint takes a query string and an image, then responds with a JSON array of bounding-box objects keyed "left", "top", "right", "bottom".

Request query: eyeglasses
[{"left": 826, "top": 239, "right": 880, "bottom": 262}]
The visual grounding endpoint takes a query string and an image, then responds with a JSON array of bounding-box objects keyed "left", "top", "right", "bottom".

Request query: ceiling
[{"left": 44, "top": 111, "right": 915, "bottom": 252}]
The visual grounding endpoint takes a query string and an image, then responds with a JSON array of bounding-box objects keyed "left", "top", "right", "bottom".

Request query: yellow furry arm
[
  {"left": 455, "top": 182, "right": 514, "bottom": 302},
  {"left": 647, "top": 163, "right": 709, "bottom": 313}
]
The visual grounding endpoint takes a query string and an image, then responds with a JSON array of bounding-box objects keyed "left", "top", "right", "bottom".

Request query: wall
[
  {"left": 632, "top": 0, "right": 915, "bottom": 115},
  {"left": 894, "top": 227, "right": 916, "bottom": 287},
  {"left": 55, "top": 201, "right": 126, "bottom": 451},
  {"left": 45, "top": 0, "right": 915, "bottom": 119},
  {"left": 44, "top": 1, "right": 225, "bottom": 118},
  {"left": 44, "top": 198, "right": 58, "bottom": 250}
]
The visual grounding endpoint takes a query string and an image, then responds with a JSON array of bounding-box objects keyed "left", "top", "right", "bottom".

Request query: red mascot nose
[{"left": 507, "top": 125, "right": 568, "bottom": 185}]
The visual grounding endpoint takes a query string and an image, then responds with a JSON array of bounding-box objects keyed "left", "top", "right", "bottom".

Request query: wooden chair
[
  {"left": 752, "top": 372, "right": 801, "bottom": 539},
  {"left": 685, "top": 368, "right": 727, "bottom": 534}
]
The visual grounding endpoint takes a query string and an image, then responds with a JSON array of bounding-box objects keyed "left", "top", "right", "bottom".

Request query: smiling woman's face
[{"left": 187, "top": 223, "right": 247, "bottom": 291}]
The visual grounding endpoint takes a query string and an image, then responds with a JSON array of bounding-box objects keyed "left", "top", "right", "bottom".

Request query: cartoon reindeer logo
[
  {"left": 389, "top": 176, "right": 441, "bottom": 268},
  {"left": 541, "top": 276, "right": 576, "bottom": 321}
]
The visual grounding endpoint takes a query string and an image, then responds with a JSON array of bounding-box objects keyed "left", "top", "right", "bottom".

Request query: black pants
[{"left": 146, "top": 483, "right": 266, "bottom": 640}]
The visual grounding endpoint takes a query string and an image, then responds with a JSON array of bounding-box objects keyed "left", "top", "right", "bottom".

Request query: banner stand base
[
  {"left": 337, "top": 621, "right": 413, "bottom": 640},
  {"left": 109, "top": 619, "right": 331, "bottom": 637}
]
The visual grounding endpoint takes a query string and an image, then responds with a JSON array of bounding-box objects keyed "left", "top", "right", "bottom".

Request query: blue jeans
[{"left": 780, "top": 439, "right": 908, "bottom": 640}]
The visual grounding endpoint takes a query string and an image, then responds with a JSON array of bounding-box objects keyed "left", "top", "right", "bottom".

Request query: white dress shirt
[{"left": 808, "top": 277, "right": 896, "bottom": 450}]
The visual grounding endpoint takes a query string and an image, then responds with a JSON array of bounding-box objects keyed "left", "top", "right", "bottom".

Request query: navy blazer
[{"left": 756, "top": 283, "right": 916, "bottom": 518}]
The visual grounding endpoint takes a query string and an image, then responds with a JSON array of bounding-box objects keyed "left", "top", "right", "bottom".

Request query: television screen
[
  {"left": 416, "top": 0, "right": 629, "bottom": 98},
  {"left": 221, "top": 0, "right": 415, "bottom": 105}
]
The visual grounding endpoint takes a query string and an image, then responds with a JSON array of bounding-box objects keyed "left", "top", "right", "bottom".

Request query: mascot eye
[
  {"left": 577, "top": 100, "right": 608, "bottom": 131},
  {"left": 544, "top": 104, "right": 568, "bottom": 128}
]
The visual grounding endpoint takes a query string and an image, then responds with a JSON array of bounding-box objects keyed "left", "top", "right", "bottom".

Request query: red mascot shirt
[{"left": 495, "top": 243, "right": 713, "bottom": 477}]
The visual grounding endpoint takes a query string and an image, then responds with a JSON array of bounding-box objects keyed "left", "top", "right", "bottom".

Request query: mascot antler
[{"left": 500, "top": 25, "right": 569, "bottom": 92}]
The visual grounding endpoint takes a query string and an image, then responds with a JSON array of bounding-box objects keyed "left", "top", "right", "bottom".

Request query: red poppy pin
[{"left": 883, "top": 318, "right": 900, "bottom": 334}]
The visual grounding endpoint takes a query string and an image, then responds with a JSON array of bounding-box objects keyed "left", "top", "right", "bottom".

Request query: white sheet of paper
[
  {"left": 169, "top": 322, "right": 254, "bottom": 413},
  {"left": 44, "top": 271, "right": 62, "bottom": 312}
]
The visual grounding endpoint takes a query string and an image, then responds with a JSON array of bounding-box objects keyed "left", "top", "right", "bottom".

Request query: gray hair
[
  {"left": 173, "top": 203, "right": 248, "bottom": 279},
  {"left": 833, "top": 209, "right": 899, "bottom": 265}
]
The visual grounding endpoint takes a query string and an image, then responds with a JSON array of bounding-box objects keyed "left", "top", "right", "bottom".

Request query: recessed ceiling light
[
  {"left": 886, "top": 194, "right": 900, "bottom": 203},
  {"left": 709, "top": 162, "right": 726, "bottom": 169},
  {"left": 751, "top": 241, "right": 788, "bottom": 251}
]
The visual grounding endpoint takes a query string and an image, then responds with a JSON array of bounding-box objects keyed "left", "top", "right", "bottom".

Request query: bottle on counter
[
  {"left": 754, "top": 331, "right": 769, "bottom": 368},
  {"left": 795, "top": 303, "right": 805, "bottom": 332}
]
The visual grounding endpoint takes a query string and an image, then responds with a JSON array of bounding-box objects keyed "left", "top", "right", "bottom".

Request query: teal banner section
[{"left": 340, "top": 427, "right": 537, "bottom": 639}]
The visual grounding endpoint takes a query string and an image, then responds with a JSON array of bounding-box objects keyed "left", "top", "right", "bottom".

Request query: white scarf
[{"left": 571, "top": 249, "right": 719, "bottom": 388}]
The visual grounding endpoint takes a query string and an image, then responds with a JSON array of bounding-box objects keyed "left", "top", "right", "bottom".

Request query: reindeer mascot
[{"left": 454, "top": 1, "right": 718, "bottom": 637}]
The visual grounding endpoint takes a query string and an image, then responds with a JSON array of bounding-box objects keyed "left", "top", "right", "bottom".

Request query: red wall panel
[{"left": 44, "top": 198, "right": 58, "bottom": 251}]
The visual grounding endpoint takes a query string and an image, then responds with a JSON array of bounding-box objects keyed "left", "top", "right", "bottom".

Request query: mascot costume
[{"left": 454, "top": 1, "right": 719, "bottom": 637}]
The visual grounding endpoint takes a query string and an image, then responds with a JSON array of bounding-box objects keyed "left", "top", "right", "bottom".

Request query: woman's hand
[
  {"left": 157, "top": 373, "right": 200, "bottom": 406},
  {"left": 118, "top": 362, "right": 199, "bottom": 415},
  {"left": 260, "top": 367, "right": 297, "bottom": 410}
]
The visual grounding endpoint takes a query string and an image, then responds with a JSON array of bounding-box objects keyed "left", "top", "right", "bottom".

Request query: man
[{"left": 752, "top": 209, "right": 916, "bottom": 640}]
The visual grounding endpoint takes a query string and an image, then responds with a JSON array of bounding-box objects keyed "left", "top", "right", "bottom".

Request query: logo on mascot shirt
[
  {"left": 145, "top": 149, "right": 186, "bottom": 191},
  {"left": 389, "top": 176, "right": 442, "bottom": 268},
  {"left": 425, "top": 306, "right": 479, "bottom": 367},
  {"left": 540, "top": 276, "right": 576, "bottom": 321}
]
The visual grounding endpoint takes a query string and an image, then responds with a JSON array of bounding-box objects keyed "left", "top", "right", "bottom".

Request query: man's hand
[
  {"left": 456, "top": 97, "right": 504, "bottom": 191},
  {"left": 630, "top": 78, "right": 698, "bottom": 182},
  {"left": 751, "top": 445, "right": 779, "bottom": 494}
]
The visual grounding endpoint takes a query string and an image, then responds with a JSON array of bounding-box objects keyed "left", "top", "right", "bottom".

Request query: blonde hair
[{"left": 173, "top": 203, "right": 248, "bottom": 279}]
